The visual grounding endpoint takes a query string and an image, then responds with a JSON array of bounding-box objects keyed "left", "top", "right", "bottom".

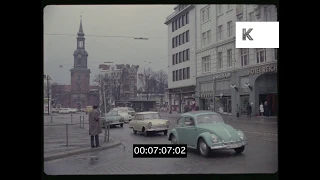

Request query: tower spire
[{"left": 77, "top": 13, "right": 84, "bottom": 36}]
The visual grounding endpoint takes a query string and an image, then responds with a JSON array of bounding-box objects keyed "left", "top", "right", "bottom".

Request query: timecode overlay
[{"left": 133, "top": 144, "right": 187, "bottom": 158}]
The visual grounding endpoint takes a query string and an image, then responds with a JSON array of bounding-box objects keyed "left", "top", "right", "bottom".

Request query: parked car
[
  {"left": 129, "top": 112, "right": 170, "bottom": 136},
  {"left": 127, "top": 107, "right": 136, "bottom": 117},
  {"left": 100, "top": 110, "right": 124, "bottom": 128},
  {"left": 69, "top": 108, "right": 77, "bottom": 113},
  {"left": 168, "top": 111, "right": 247, "bottom": 157},
  {"left": 52, "top": 108, "right": 60, "bottom": 113},
  {"left": 112, "top": 107, "right": 134, "bottom": 122},
  {"left": 58, "top": 108, "right": 70, "bottom": 114}
]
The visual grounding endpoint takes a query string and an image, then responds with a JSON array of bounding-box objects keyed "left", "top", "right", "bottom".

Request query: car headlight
[
  {"left": 211, "top": 134, "right": 219, "bottom": 143},
  {"left": 166, "top": 121, "right": 170, "bottom": 128},
  {"left": 237, "top": 131, "right": 244, "bottom": 140},
  {"left": 148, "top": 122, "right": 152, "bottom": 128}
]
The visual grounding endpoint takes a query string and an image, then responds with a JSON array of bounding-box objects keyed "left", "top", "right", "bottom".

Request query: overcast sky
[{"left": 44, "top": 5, "right": 175, "bottom": 85}]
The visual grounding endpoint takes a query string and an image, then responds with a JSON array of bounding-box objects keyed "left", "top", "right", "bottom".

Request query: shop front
[
  {"left": 213, "top": 72, "right": 232, "bottom": 115},
  {"left": 167, "top": 86, "right": 195, "bottom": 113},
  {"left": 231, "top": 62, "right": 277, "bottom": 116}
]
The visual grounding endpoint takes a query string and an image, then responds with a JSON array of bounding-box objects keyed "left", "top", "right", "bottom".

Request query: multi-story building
[
  {"left": 164, "top": 4, "right": 197, "bottom": 113},
  {"left": 195, "top": 4, "right": 278, "bottom": 116},
  {"left": 99, "top": 64, "right": 139, "bottom": 103}
]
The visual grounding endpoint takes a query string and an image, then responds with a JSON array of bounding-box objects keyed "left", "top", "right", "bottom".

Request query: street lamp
[{"left": 99, "top": 61, "right": 113, "bottom": 116}]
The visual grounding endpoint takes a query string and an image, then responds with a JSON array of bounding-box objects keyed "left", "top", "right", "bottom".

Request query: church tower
[{"left": 70, "top": 15, "right": 91, "bottom": 109}]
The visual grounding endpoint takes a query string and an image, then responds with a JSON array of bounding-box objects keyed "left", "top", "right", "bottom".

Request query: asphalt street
[{"left": 44, "top": 114, "right": 278, "bottom": 174}]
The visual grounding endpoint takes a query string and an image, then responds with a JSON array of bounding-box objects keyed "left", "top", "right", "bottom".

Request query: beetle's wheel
[
  {"left": 198, "top": 138, "right": 209, "bottom": 157},
  {"left": 171, "top": 135, "right": 177, "bottom": 144}
]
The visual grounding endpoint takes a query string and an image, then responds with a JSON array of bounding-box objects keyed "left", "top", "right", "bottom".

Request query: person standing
[
  {"left": 89, "top": 105, "right": 102, "bottom": 148},
  {"left": 264, "top": 101, "right": 269, "bottom": 117},
  {"left": 247, "top": 103, "right": 252, "bottom": 118},
  {"left": 260, "top": 103, "right": 264, "bottom": 116}
]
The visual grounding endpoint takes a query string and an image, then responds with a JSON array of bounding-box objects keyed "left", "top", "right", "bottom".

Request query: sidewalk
[
  {"left": 159, "top": 111, "right": 277, "bottom": 124},
  {"left": 43, "top": 115, "right": 121, "bottom": 161}
]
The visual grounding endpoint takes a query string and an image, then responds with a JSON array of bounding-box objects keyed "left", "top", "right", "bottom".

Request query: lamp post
[{"left": 46, "top": 75, "right": 51, "bottom": 115}]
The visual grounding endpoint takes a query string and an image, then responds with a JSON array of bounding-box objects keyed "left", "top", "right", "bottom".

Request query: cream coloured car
[{"left": 129, "top": 112, "right": 170, "bottom": 136}]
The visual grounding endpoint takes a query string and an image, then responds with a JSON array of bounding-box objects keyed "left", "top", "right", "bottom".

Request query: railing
[{"left": 44, "top": 114, "right": 111, "bottom": 147}]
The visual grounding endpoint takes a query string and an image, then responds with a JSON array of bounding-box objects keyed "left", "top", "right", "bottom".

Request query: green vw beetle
[{"left": 168, "top": 111, "right": 247, "bottom": 157}]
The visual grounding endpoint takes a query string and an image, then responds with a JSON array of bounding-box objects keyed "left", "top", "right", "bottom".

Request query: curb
[{"left": 44, "top": 141, "right": 121, "bottom": 162}]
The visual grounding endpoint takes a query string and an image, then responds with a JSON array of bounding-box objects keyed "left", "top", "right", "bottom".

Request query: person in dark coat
[
  {"left": 247, "top": 103, "right": 252, "bottom": 118},
  {"left": 184, "top": 105, "right": 188, "bottom": 113},
  {"left": 264, "top": 101, "right": 269, "bottom": 117},
  {"left": 89, "top": 105, "right": 102, "bottom": 148}
]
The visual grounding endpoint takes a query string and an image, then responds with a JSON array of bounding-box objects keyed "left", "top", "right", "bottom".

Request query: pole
[
  {"left": 107, "top": 123, "right": 110, "bottom": 142},
  {"left": 71, "top": 114, "right": 73, "bottom": 124},
  {"left": 47, "top": 75, "right": 50, "bottom": 115},
  {"left": 104, "top": 123, "right": 107, "bottom": 142},
  {"left": 66, "top": 124, "right": 68, "bottom": 147}
]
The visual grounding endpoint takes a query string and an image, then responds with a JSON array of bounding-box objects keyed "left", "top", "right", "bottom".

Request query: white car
[
  {"left": 52, "top": 108, "right": 60, "bottom": 113},
  {"left": 112, "top": 107, "right": 134, "bottom": 122},
  {"left": 58, "top": 108, "right": 70, "bottom": 114},
  {"left": 69, "top": 108, "right": 77, "bottom": 113}
]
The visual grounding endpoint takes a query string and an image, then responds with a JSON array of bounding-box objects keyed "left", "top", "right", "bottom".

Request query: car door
[
  {"left": 184, "top": 116, "right": 197, "bottom": 148},
  {"left": 175, "top": 117, "right": 185, "bottom": 144},
  {"left": 132, "top": 115, "right": 141, "bottom": 130}
]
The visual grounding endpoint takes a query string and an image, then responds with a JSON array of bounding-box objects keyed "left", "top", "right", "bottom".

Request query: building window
[
  {"left": 274, "top": 49, "right": 277, "bottom": 60},
  {"left": 78, "top": 75, "right": 81, "bottom": 80},
  {"left": 202, "top": 56, "right": 211, "bottom": 73},
  {"left": 172, "top": 38, "right": 174, "bottom": 48},
  {"left": 256, "top": 48, "right": 266, "bottom": 63},
  {"left": 249, "top": 12, "right": 254, "bottom": 21},
  {"left": 172, "top": 55, "right": 175, "bottom": 65},
  {"left": 172, "top": 22, "right": 175, "bottom": 32},
  {"left": 179, "top": 52, "right": 182, "bottom": 63},
  {"left": 187, "top": 67, "right": 190, "bottom": 79},
  {"left": 182, "top": 32, "right": 185, "bottom": 43},
  {"left": 264, "top": 6, "right": 270, "bottom": 21},
  {"left": 179, "top": 34, "right": 182, "bottom": 45},
  {"left": 218, "top": 25, "right": 223, "bottom": 40},
  {"left": 173, "top": 71, "right": 175, "bottom": 81},
  {"left": 202, "top": 9, "right": 205, "bottom": 22},
  {"left": 176, "top": 70, "right": 179, "bottom": 81},
  {"left": 218, "top": 5, "right": 222, "bottom": 15},
  {"left": 238, "top": 16, "right": 243, "bottom": 21},
  {"left": 186, "top": 12, "right": 189, "bottom": 24},
  {"left": 186, "top": 49, "right": 190, "bottom": 60},
  {"left": 175, "top": 53, "right": 178, "bottom": 64},
  {"left": 202, "top": 32, "right": 206, "bottom": 47},
  {"left": 227, "top": 49, "right": 232, "bottom": 67},
  {"left": 240, "top": 49, "right": 249, "bottom": 66},
  {"left": 178, "top": 17, "right": 181, "bottom": 28},
  {"left": 207, "top": 30, "right": 211, "bottom": 45},
  {"left": 186, "top": 30, "right": 189, "bottom": 42},
  {"left": 218, "top": 52, "right": 223, "bottom": 70},
  {"left": 179, "top": 69, "right": 182, "bottom": 80},
  {"left": 182, "top": 50, "right": 185, "bottom": 62},
  {"left": 207, "top": 7, "right": 210, "bottom": 20},
  {"left": 227, "top": 21, "right": 232, "bottom": 37},
  {"left": 183, "top": 68, "right": 186, "bottom": 79},
  {"left": 175, "top": 19, "right": 178, "bottom": 29},
  {"left": 182, "top": 15, "right": 185, "bottom": 26},
  {"left": 175, "top": 36, "right": 178, "bottom": 47}
]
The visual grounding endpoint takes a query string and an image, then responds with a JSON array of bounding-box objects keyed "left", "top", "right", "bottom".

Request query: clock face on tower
[{"left": 78, "top": 54, "right": 82, "bottom": 58}]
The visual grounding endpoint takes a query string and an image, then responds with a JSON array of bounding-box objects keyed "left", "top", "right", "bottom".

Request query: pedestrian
[
  {"left": 264, "top": 101, "right": 269, "bottom": 117},
  {"left": 247, "top": 103, "right": 252, "bottom": 118},
  {"left": 184, "top": 105, "right": 188, "bottom": 113},
  {"left": 89, "top": 104, "right": 102, "bottom": 148},
  {"left": 236, "top": 104, "right": 240, "bottom": 117},
  {"left": 260, "top": 102, "right": 264, "bottom": 116}
]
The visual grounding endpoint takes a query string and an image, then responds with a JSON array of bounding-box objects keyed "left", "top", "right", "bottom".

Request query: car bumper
[
  {"left": 146, "top": 127, "right": 169, "bottom": 132},
  {"left": 210, "top": 140, "right": 247, "bottom": 150}
]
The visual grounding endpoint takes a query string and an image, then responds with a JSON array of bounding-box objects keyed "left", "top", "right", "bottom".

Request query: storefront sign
[
  {"left": 213, "top": 72, "right": 231, "bottom": 80},
  {"left": 249, "top": 64, "right": 277, "bottom": 75}
]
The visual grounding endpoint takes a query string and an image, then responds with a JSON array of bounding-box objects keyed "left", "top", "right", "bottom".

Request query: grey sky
[{"left": 44, "top": 5, "right": 175, "bottom": 85}]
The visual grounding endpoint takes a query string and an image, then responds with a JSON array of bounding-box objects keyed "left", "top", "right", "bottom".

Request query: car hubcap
[{"left": 200, "top": 141, "right": 207, "bottom": 155}]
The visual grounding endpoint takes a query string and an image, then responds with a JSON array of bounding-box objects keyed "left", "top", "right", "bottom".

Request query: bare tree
[
  {"left": 51, "top": 83, "right": 65, "bottom": 108},
  {"left": 155, "top": 70, "right": 168, "bottom": 106},
  {"left": 141, "top": 67, "right": 157, "bottom": 100}
]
